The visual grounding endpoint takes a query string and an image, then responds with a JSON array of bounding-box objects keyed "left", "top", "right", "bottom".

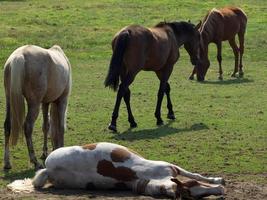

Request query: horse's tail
[
  {"left": 104, "top": 30, "right": 130, "bottom": 91},
  {"left": 9, "top": 54, "right": 26, "bottom": 145},
  {"left": 32, "top": 169, "right": 49, "bottom": 188}
]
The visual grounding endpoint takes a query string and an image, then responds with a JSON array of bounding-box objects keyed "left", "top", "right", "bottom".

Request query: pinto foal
[{"left": 8, "top": 142, "right": 225, "bottom": 199}]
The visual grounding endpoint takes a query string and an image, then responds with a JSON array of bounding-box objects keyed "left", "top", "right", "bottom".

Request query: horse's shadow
[
  {"left": 112, "top": 121, "right": 209, "bottom": 141},
  {"left": 2, "top": 168, "right": 34, "bottom": 182},
  {"left": 202, "top": 77, "right": 253, "bottom": 85}
]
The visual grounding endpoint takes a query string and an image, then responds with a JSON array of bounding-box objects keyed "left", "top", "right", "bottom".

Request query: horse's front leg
[{"left": 24, "top": 103, "right": 43, "bottom": 170}]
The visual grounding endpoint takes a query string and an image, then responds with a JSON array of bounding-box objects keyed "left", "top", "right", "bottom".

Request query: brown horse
[
  {"left": 3, "top": 45, "right": 72, "bottom": 170},
  {"left": 189, "top": 6, "right": 247, "bottom": 81},
  {"left": 105, "top": 21, "right": 201, "bottom": 132}
]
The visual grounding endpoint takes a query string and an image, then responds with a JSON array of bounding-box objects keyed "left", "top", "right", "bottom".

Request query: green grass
[{"left": 0, "top": 0, "right": 266, "bottom": 189}]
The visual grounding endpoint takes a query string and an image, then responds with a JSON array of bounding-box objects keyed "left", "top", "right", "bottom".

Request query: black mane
[{"left": 155, "top": 21, "right": 196, "bottom": 35}]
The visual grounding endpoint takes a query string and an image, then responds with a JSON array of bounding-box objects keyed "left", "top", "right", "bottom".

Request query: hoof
[
  {"left": 108, "top": 124, "right": 117, "bottom": 132},
  {"left": 167, "top": 113, "right": 176, "bottom": 120},
  {"left": 239, "top": 72, "right": 244, "bottom": 78},
  {"left": 34, "top": 163, "right": 44, "bottom": 171},
  {"left": 231, "top": 73, "right": 237, "bottom": 78},
  {"left": 156, "top": 120, "right": 164, "bottom": 126},
  {"left": 189, "top": 76, "right": 194, "bottom": 80},
  {"left": 3, "top": 163, "right": 12, "bottom": 170},
  {"left": 130, "top": 121, "right": 137, "bottom": 128},
  {"left": 218, "top": 76, "right": 223, "bottom": 80}
]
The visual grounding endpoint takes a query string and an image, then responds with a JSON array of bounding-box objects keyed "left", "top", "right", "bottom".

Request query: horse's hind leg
[
  {"left": 229, "top": 38, "right": 239, "bottom": 77},
  {"left": 123, "top": 88, "right": 137, "bottom": 128},
  {"left": 109, "top": 73, "right": 135, "bottom": 132},
  {"left": 166, "top": 82, "right": 175, "bottom": 120},
  {"left": 40, "top": 103, "right": 49, "bottom": 160},
  {"left": 4, "top": 99, "right": 11, "bottom": 170},
  {"left": 56, "top": 94, "right": 68, "bottom": 148},
  {"left": 24, "top": 102, "right": 42, "bottom": 170},
  {"left": 216, "top": 42, "right": 223, "bottom": 80},
  {"left": 238, "top": 30, "right": 245, "bottom": 77}
]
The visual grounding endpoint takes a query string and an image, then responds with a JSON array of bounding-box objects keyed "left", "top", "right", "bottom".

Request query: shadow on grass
[
  {"left": 203, "top": 78, "right": 253, "bottom": 85},
  {"left": 112, "top": 121, "right": 209, "bottom": 141},
  {"left": 1, "top": 168, "right": 34, "bottom": 182}
]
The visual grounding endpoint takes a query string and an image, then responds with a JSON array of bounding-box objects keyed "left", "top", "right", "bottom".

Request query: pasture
[{"left": 0, "top": 0, "right": 266, "bottom": 199}]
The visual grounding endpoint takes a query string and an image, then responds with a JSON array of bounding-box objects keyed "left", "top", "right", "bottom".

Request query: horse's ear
[
  {"left": 188, "top": 19, "right": 191, "bottom": 23},
  {"left": 195, "top": 20, "right": 202, "bottom": 30}
]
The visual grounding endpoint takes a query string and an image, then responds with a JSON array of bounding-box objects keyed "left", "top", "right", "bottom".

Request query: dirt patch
[{"left": 1, "top": 175, "right": 266, "bottom": 200}]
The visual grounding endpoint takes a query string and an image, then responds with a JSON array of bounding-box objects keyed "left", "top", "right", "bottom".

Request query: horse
[
  {"left": 7, "top": 142, "right": 225, "bottom": 199},
  {"left": 105, "top": 21, "right": 201, "bottom": 132},
  {"left": 3, "top": 45, "right": 72, "bottom": 170},
  {"left": 189, "top": 6, "right": 247, "bottom": 81}
]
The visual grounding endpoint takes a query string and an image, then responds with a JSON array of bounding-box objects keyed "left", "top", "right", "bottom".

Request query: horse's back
[{"left": 6, "top": 45, "right": 71, "bottom": 103}]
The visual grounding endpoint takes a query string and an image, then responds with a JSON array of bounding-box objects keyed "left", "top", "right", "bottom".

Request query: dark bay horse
[
  {"left": 189, "top": 6, "right": 247, "bottom": 81},
  {"left": 105, "top": 21, "right": 201, "bottom": 132},
  {"left": 3, "top": 45, "right": 72, "bottom": 170}
]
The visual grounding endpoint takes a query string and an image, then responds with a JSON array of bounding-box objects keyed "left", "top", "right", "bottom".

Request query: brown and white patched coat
[{"left": 28, "top": 142, "right": 224, "bottom": 199}]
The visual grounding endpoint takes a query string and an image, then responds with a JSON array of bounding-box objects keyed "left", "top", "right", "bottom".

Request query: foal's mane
[{"left": 199, "top": 8, "right": 221, "bottom": 34}]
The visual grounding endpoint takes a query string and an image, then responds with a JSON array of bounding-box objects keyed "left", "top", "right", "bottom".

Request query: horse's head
[
  {"left": 171, "top": 178, "right": 225, "bottom": 199},
  {"left": 183, "top": 21, "right": 201, "bottom": 67},
  {"left": 195, "top": 34, "right": 210, "bottom": 81}
]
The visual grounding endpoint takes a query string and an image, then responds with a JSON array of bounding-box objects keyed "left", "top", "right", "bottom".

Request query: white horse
[
  {"left": 8, "top": 142, "right": 225, "bottom": 199},
  {"left": 3, "top": 45, "right": 72, "bottom": 170}
]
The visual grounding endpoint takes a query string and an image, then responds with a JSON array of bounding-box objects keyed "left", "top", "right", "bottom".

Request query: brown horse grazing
[
  {"left": 189, "top": 6, "right": 247, "bottom": 81},
  {"left": 105, "top": 21, "right": 201, "bottom": 132},
  {"left": 3, "top": 45, "right": 72, "bottom": 170}
]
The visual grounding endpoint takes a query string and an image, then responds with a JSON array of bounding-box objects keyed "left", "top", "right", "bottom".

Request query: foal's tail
[
  {"left": 9, "top": 54, "right": 26, "bottom": 145},
  {"left": 104, "top": 30, "right": 130, "bottom": 91}
]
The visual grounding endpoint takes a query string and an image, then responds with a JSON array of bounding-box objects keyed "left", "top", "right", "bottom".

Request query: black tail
[{"left": 104, "top": 30, "right": 130, "bottom": 91}]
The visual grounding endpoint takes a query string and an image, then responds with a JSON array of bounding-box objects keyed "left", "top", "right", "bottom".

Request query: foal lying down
[{"left": 8, "top": 142, "right": 225, "bottom": 199}]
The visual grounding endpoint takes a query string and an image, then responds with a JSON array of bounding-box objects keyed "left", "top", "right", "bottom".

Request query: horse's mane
[
  {"left": 199, "top": 8, "right": 222, "bottom": 37},
  {"left": 155, "top": 21, "right": 195, "bottom": 35}
]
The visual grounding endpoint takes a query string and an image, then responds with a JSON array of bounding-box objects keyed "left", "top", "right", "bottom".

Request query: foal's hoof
[
  {"left": 3, "top": 163, "right": 12, "bottom": 170},
  {"left": 239, "top": 72, "right": 244, "bottom": 78},
  {"left": 214, "top": 177, "right": 226, "bottom": 186},
  {"left": 156, "top": 119, "right": 164, "bottom": 126},
  {"left": 167, "top": 113, "right": 176, "bottom": 120},
  {"left": 218, "top": 76, "right": 223, "bottom": 80},
  {"left": 34, "top": 163, "right": 44, "bottom": 171},
  {"left": 189, "top": 76, "right": 194, "bottom": 80},
  {"left": 108, "top": 124, "right": 117, "bottom": 132},
  {"left": 130, "top": 121, "right": 137, "bottom": 128}
]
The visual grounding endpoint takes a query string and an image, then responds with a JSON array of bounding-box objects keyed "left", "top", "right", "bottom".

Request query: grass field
[{"left": 0, "top": 0, "right": 266, "bottom": 199}]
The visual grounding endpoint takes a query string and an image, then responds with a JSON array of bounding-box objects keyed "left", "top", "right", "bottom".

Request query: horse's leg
[
  {"left": 4, "top": 99, "right": 11, "bottom": 170},
  {"left": 216, "top": 42, "right": 223, "bottom": 80},
  {"left": 189, "top": 66, "right": 197, "bottom": 80},
  {"left": 40, "top": 103, "right": 49, "bottom": 160},
  {"left": 109, "top": 73, "right": 134, "bottom": 132},
  {"left": 166, "top": 82, "right": 175, "bottom": 120},
  {"left": 123, "top": 88, "right": 137, "bottom": 128},
  {"left": 238, "top": 31, "right": 245, "bottom": 77},
  {"left": 228, "top": 38, "right": 239, "bottom": 77},
  {"left": 55, "top": 94, "right": 68, "bottom": 149},
  {"left": 24, "top": 102, "right": 42, "bottom": 170}
]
